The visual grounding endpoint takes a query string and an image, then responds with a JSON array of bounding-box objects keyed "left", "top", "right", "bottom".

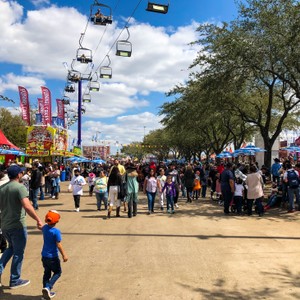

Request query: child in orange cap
[{"left": 41, "top": 210, "right": 68, "bottom": 300}]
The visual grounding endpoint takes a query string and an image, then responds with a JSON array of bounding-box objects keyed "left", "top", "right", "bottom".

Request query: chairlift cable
[{"left": 94, "top": 0, "right": 143, "bottom": 73}]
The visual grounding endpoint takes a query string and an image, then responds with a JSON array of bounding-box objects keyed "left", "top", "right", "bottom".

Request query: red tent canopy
[{"left": 0, "top": 129, "right": 20, "bottom": 150}]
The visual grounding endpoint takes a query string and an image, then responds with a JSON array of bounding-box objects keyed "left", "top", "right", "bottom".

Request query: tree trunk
[{"left": 262, "top": 136, "right": 273, "bottom": 169}]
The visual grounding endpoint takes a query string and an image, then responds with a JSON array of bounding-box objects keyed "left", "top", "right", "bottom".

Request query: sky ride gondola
[
  {"left": 67, "top": 70, "right": 81, "bottom": 82},
  {"left": 62, "top": 95, "right": 71, "bottom": 105},
  {"left": 89, "top": 80, "right": 100, "bottom": 92},
  {"left": 76, "top": 33, "right": 93, "bottom": 64},
  {"left": 90, "top": 1, "right": 112, "bottom": 26},
  {"left": 64, "top": 82, "right": 75, "bottom": 93},
  {"left": 83, "top": 93, "right": 92, "bottom": 103},
  {"left": 116, "top": 27, "right": 132, "bottom": 57},
  {"left": 89, "top": 73, "right": 100, "bottom": 92},
  {"left": 100, "top": 55, "right": 112, "bottom": 79},
  {"left": 146, "top": 0, "right": 169, "bottom": 14}
]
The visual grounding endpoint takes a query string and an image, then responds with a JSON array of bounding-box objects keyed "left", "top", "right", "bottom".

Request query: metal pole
[{"left": 77, "top": 80, "right": 82, "bottom": 147}]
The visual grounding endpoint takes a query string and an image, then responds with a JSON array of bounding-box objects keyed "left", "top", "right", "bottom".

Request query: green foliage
[
  {"left": 0, "top": 108, "right": 27, "bottom": 149},
  {"left": 160, "top": 0, "right": 300, "bottom": 167}
]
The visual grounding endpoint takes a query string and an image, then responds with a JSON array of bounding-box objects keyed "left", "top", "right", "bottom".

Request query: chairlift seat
[
  {"left": 100, "top": 66, "right": 112, "bottom": 79},
  {"left": 91, "top": 16, "right": 112, "bottom": 25},
  {"left": 83, "top": 94, "right": 92, "bottom": 103},
  {"left": 89, "top": 81, "right": 100, "bottom": 92},
  {"left": 116, "top": 40, "right": 132, "bottom": 57},
  {"left": 146, "top": 2, "right": 169, "bottom": 14}
]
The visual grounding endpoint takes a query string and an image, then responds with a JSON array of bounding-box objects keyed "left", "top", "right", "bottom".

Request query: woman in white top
[
  {"left": 157, "top": 168, "right": 167, "bottom": 211},
  {"left": 143, "top": 169, "right": 159, "bottom": 215},
  {"left": 68, "top": 169, "right": 86, "bottom": 212},
  {"left": 245, "top": 165, "right": 264, "bottom": 216}
]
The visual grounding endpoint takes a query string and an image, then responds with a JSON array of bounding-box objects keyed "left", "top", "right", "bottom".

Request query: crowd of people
[{"left": 0, "top": 156, "right": 299, "bottom": 299}]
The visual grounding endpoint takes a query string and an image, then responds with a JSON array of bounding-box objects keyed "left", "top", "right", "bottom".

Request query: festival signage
[
  {"left": 83, "top": 145, "right": 110, "bottom": 159},
  {"left": 18, "top": 86, "right": 30, "bottom": 126},
  {"left": 53, "top": 127, "right": 68, "bottom": 152},
  {"left": 26, "top": 125, "right": 68, "bottom": 157},
  {"left": 41, "top": 86, "right": 52, "bottom": 126},
  {"left": 26, "top": 126, "right": 55, "bottom": 154},
  {"left": 73, "top": 146, "right": 82, "bottom": 156}
]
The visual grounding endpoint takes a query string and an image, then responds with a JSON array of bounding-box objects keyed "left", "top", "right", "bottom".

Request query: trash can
[{"left": 60, "top": 170, "right": 66, "bottom": 182}]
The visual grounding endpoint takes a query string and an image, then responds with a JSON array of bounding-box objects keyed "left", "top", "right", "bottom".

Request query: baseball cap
[
  {"left": 7, "top": 165, "right": 23, "bottom": 179},
  {"left": 45, "top": 210, "right": 60, "bottom": 225}
]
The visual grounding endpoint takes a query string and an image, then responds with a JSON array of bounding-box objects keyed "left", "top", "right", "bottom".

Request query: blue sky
[{"left": 0, "top": 0, "right": 239, "bottom": 153}]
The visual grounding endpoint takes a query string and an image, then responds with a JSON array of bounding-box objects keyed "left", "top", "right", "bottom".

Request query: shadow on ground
[{"left": 177, "top": 267, "right": 300, "bottom": 299}]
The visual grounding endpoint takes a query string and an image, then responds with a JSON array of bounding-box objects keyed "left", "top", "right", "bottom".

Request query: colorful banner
[
  {"left": 26, "top": 125, "right": 68, "bottom": 156},
  {"left": 73, "top": 146, "right": 82, "bottom": 156},
  {"left": 41, "top": 86, "right": 52, "bottom": 126},
  {"left": 18, "top": 86, "right": 30, "bottom": 126},
  {"left": 56, "top": 99, "right": 64, "bottom": 120},
  {"left": 82, "top": 145, "right": 110, "bottom": 159}
]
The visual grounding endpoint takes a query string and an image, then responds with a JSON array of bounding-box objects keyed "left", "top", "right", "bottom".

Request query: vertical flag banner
[
  {"left": 38, "top": 98, "right": 44, "bottom": 124},
  {"left": 56, "top": 99, "right": 65, "bottom": 127},
  {"left": 18, "top": 86, "right": 31, "bottom": 126},
  {"left": 41, "top": 86, "right": 52, "bottom": 125}
]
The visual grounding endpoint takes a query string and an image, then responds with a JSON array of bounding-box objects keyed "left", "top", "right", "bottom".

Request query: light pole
[
  {"left": 143, "top": 126, "right": 146, "bottom": 140},
  {"left": 77, "top": 80, "right": 82, "bottom": 147}
]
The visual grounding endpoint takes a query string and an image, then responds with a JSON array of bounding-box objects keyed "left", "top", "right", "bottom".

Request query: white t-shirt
[
  {"left": 69, "top": 175, "right": 86, "bottom": 195},
  {"left": 234, "top": 183, "right": 244, "bottom": 197}
]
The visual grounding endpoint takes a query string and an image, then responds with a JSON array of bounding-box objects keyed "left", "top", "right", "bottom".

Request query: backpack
[{"left": 287, "top": 170, "right": 299, "bottom": 188}]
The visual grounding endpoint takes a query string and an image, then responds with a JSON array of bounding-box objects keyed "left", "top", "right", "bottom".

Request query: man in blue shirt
[
  {"left": 271, "top": 158, "right": 281, "bottom": 184},
  {"left": 220, "top": 163, "right": 235, "bottom": 215}
]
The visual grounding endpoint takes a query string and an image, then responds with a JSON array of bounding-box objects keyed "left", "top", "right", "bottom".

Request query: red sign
[
  {"left": 41, "top": 87, "right": 52, "bottom": 125},
  {"left": 18, "top": 86, "right": 30, "bottom": 126}
]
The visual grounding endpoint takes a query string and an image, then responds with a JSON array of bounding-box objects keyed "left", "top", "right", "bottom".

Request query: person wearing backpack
[{"left": 283, "top": 162, "right": 300, "bottom": 213}]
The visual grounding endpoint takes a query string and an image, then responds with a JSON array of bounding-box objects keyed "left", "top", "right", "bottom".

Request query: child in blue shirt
[
  {"left": 42, "top": 210, "right": 68, "bottom": 300},
  {"left": 162, "top": 175, "right": 176, "bottom": 214}
]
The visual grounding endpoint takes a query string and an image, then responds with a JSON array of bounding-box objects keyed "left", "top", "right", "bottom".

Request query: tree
[
  {"left": 0, "top": 108, "right": 27, "bottom": 149},
  {"left": 190, "top": 0, "right": 300, "bottom": 167}
]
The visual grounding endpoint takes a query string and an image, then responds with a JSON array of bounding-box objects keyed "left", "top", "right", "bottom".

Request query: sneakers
[
  {"left": 0, "top": 274, "right": 2, "bottom": 287},
  {"left": 42, "top": 287, "right": 56, "bottom": 299},
  {"left": 175, "top": 203, "right": 179, "bottom": 208},
  {"left": 160, "top": 206, "right": 164, "bottom": 211},
  {"left": 52, "top": 196, "right": 55, "bottom": 199},
  {"left": 167, "top": 209, "right": 171, "bottom": 214},
  {"left": 74, "top": 208, "right": 80, "bottom": 212},
  {"left": 9, "top": 279, "right": 30, "bottom": 289}
]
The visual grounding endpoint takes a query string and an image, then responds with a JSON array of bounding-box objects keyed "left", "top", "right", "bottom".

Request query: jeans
[
  {"left": 39, "top": 185, "right": 45, "bottom": 200},
  {"left": 166, "top": 195, "right": 174, "bottom": 211},
  {"left": 255, "top": 197, "right": 264, "bottom": 215},
  {"left": 0, "top": 228, "right": 27, "bottom": 285},
  {"left": 186, "top": 187, "right": 193, "bottom": 202},
  {"left": 42, "top": 256, "right": 62, "bottom": 290},
  {"left": 222, "top": 190, "right": 233, "bottom": 214},
  {"left": 181, "top": 186, "right": 186, "bottom": 198},
  {"left": 158, "top": 191, "right": 166, "bottom": 207},
  {"left": 201, "top": 185, "right": 207, "bottom": 198},
  {"left": 126, "top": 193, "right": 138, "bottom": 217},
  {"left": 287, "top": 187, "right": 300, "bottom": 211},
  {"left": 146, "top": 191, "right": 156, "bottom": 212},
  {"left": 30, "top": 187, "right": 39, "bottom": 209},
  {"left": 233, "top": 196, "right": 243, "bottom": 214},
  {"left": 95, "top": 192, "right": 108, "bottom": 210},
  {"left": 73, "top": 195, "right": 81, "bottom": 208}
]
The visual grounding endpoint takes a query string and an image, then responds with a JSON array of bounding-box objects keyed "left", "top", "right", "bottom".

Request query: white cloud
[
  {"left": 0, "top": 0, "right": 202, "bottom": 150},
  {"left": 79, "top": 112, "right": 163, "bottom": 146}
]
